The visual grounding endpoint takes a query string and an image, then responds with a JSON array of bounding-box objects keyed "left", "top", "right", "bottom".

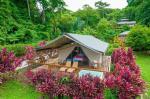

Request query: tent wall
[
  {"left": 58, "top": 43, "right": 76, "bottom": 63},
  {"left": 58, "top": 43, "right": 103, "bottom": 67},
  {"left": 81, "top": 46, "right": 103, "bottom": 66}
]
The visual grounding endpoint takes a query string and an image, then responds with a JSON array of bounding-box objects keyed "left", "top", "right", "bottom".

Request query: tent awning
[{"left": 37, "top": 33, "right": 109, "bottom": 53}]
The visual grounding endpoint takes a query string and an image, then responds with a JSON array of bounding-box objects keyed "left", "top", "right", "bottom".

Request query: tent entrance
[{"left": 66, "top": 47, "right": 90, "bottom": 66}]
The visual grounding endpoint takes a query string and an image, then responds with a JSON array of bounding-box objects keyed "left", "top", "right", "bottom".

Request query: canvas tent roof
[{"left": 38, "top": 33, "right": 109, "bottom": 53}]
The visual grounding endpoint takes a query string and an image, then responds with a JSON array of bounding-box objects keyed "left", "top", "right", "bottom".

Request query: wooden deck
[
  {"left": 31, "top": 62, "right": 109, "bottom": 74},
  {"left": 29, "top": 54, "right": 111, "bottom": 73},
  {"left": 30, "top": 62, "right": 107, "bottom": 80}
]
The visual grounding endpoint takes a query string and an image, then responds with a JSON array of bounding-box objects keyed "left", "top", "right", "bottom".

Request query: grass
[
  {"left": 135, "top": 52, "right": 150, "bottom": 96},
  {"left": 0, "top": 80, "right": 42, "bottom": 99}
]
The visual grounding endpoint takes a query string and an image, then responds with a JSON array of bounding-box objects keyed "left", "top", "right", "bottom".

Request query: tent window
[{"left": 66, "top": 47, "right": 89, "bottom": 66}]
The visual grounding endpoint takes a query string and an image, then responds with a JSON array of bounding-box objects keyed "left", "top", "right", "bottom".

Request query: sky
[{"left": 64, "top": 0, "right": 128, "bottom": 11}]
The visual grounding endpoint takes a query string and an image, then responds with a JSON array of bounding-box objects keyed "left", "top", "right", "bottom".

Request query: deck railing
[{"left": 102, "top": 56, "right": 111, "bottom": 72}]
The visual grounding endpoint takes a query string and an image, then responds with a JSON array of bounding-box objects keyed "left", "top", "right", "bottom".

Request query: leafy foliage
[
  {"left": 0, "top": 0, "right": 126, "bottom": 45},
  {"left": 0, "top": 48, "right": 22, "bottom": 73},
  {"left": 24, "top": 46, "right": 36, "bottom": 60},
  {"left": 0, "top": 44, "right": 27, "bottom": 57},
  {"left": 106, "top": 43, "right": 120, "bottom": 55},
  {"left": 80, "top": 26, "right": 98, "bottom": 37},
  {"left": 125, "top": 0, "right": 150, "bottom": 25},
  {"left": 97, "top": 18, "right": 118, "bottom": 41},
  {"left": 126, "top": 25, "right": 150, "bottom": 51},
  {"left": 38, "top": 41, "right": 47, "bottom": 47},
  {"left": 0, "top": 0, "right": 64, "bottom": 45},
  {"left": 95, "top": 1, "right": 109, "bottom": 9},
  {"left": 0, "top": 48, "right": 23, "bottom": 84},
  {"left": 58, "top": 13, "right": 77, "bottom": 32},
  {"left": 25, "top": 70, "right": 105, "bottom": 98},
  {"left": 74, "top": 6, "right": 99, "bottom": 28},
  {"left": 105, "top": 48, "right": 146, "bottom": 99}
]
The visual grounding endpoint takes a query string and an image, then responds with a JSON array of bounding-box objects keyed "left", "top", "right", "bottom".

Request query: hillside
[{"left": 0, "top": 0, "right": 51, "bottom": 45}]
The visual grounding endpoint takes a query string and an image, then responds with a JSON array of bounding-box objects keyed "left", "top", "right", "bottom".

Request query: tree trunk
[
  {"left": 41, "top": 10, "right": 45, "bottom": 24},
  {"left": 26, "top": 0, "right": 31, "bottom": 18}
]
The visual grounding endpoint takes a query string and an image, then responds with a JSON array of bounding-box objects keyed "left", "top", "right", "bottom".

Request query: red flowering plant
[
  {"left": 105, "top": 48, "right": 146, "bottom": 99},
  {"left": 0, "top": 48, "right": 22, "bottom": 73},
  {"left": 25, "top": 70, "right": 74, "bottom": 97},
  {"left": 0, "top": 48, "right": 23, "bottom": 84},
  {"left": 25, "top": 70, "right": 105, "bottom": 99},
  {"left": 38, "top": 41, "right": 47, "bottom": 47},
  {"left": 24, "top": 46, "right": 36, "bottom": 60},
  {"left": 72, "top": 74, "right": 105, "bottom": 99}
]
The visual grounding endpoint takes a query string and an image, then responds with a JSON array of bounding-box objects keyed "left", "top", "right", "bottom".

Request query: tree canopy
[
  {"left": 125, "top": 0, "right": 150, "bottom": 25},
  {"left": 0, "top": 0, "right": 150, "bottom": 48}
]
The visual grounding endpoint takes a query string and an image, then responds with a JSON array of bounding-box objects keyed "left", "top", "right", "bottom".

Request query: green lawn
[
  {"left": 135, "top": 52, "right": 150, "bottom": 96},
  {"left": 0, "top": 80, "right": 42, "bottom": 99}
]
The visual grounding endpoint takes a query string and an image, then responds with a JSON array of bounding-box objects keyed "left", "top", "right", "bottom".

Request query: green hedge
[
  {"left": 0, "top": 43, "right": 36, "bottom": 57},
  {"left": 126, "top": 25, "right": 150, "bottom": 51}
]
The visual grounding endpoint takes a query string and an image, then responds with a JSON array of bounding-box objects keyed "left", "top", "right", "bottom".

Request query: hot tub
[{"left": 79, "top": 70, "right": 104, "bottom": 79}]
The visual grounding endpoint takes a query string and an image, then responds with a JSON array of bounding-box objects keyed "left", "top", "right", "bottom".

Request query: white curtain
[
  {"left": 81, "top": 46, "right": 102, "bottom": 64},
  {"left": 58, "top": 45, "right": 75, "bottom": 62}
]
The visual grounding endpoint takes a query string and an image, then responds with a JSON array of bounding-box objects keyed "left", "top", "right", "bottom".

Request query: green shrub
[
  {"left": 126, "top": 25, "right": 150, "bottom": 51},
  {"left": 120, "top": 25, "right": 130, "bottom": 31},
  {"left": 104, "top": 89, "right": 117, "bottom": 99},
  {"left": 96, "top": 18, "right": 118, "bottom": 42},
  {"left": 106, "top": 43, "right": 120, "bottom": 55},
  {"left": 0, "top": 44, "right": 29, "bottom": 56}
]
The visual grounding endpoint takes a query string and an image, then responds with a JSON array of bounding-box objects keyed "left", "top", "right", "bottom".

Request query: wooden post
[{"left": 140, "top": 94, "right": 143, "bottom": 99}]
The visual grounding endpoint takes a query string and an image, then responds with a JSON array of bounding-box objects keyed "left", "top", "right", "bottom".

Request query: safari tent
[{"left": 37, "top": 33, "right": 109, "bottom": 68}]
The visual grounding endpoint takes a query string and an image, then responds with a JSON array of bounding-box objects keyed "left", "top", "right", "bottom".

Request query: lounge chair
[
  {"left": 67, "top": 61, "right": 78, "bottom": 73},
  {"left": 59, "top": 61, "right": 71, "bottom": 72}
]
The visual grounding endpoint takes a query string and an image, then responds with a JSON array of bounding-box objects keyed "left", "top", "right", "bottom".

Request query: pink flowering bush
[
  {"left": 25, "top": 70, "right": 105, "bottom": 98},
  {"left": 38, "top": 41, "right": 47, "bottom": 47},
  {"left": 105, "top": 48, "right": 146, "bottom": 99},
  {"left": 24, "top": 46, "right": 36, "bottom": 60},
  {"left": 0, "top": 48, "right": 23, "bottom": 84},
  {"left": 73, "top": 74, "right": 104, "bottom": 99},
  {"left": 0, "top": 48, "right": 22, "bottom": 73}
]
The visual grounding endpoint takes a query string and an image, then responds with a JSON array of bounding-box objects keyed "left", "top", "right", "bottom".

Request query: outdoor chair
[
  {"left": 67, "top": 61, "right": 78, "bottom": 73},
  {"left": 59, "top": 61, "right": 71, "bottom": 72}
]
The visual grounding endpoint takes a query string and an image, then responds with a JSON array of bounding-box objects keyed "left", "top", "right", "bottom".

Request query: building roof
[
  {"left": 117, "top": 21, "right": 136, "bottom": 25},
  {"left": 38, "top": 33, "right": 109, "bottom": 53},
  {"left": 119, "top": 31, "right": 130, "bottom": 36},
  {"left": 120, "top": 19, "right": 129, "bottom": 21}
]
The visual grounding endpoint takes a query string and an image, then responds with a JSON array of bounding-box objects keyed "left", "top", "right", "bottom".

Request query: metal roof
[
  {"left": 119, "top": 31, "right": 130, "bottom": 36},
  {"left": 117, "top": 21, "right": 136, "bottom": 25},
  {"left": 38, "top": 33, "right": 109, "bottom": 53},
  {"left": 65, "top": 33, "right": 109, "bottom": 53}
]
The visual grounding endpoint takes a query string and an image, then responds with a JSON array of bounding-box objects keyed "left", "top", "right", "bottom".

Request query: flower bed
[
  {"left": 105, "top": 48, "right": 146, "bottom": 99},
  {"left": 25, "top": 69, "right": 105, "bottom": 99},
  {"left": 0, "top": 48, "right": 23, "bottom": 84}
]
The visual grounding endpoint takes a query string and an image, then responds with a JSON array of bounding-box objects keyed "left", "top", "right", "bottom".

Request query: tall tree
[
  {"left": 95, "top": 0, "right": 110, "bottom": 18},
  {"left": 125, "top": 0, "right": 150, "bottom": 25},
  {"left": 37, "top": 0, "right": 65, "bottom": 24},
  {"left": 95, "top": 0, "right": 110, "bottom": 9},
  {"left": 74, "top": 6, "right": 99, "bottom": 28},
  {"left": 26, "top": 0, "right": 31, "bottom": 18},
  {"left": 36, "top": 0, "right": 65, "bottom": 39}
]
